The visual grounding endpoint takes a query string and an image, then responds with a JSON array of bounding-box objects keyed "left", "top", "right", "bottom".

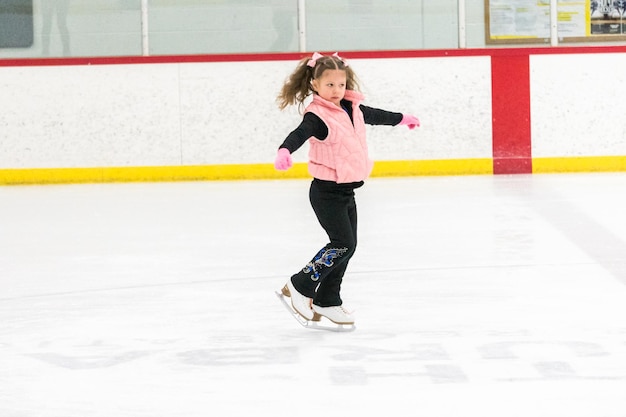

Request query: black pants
[{"left": 290, "top": 179, "right": 361, "bottom": 307}]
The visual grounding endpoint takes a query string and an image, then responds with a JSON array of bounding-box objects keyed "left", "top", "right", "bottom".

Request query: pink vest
[{"left": 305, "top": 90, "right": 373, "bottom": 183}]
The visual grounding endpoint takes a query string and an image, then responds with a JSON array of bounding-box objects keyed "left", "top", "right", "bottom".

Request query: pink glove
[
  {"left": 399, "top": 114, "right": 420, "bottom": 130},
  {"left": 274, "top": 148, "right": 293, "bottom": 171}
]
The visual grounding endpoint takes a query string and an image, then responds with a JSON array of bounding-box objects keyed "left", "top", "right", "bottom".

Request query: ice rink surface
[{"left": 2, "top": 173, "right": 626, "bottom": 417}]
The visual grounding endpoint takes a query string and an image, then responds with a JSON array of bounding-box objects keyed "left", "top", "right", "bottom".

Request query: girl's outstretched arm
[
  {"left": 360, "top": 105, "right": 403, "bottom": 126},
  {"left": 278, "top": 113, "right": 328, "bottom": 153},
  {"left": 274, "top": 113, "right": 328, "bottom": 171},
  {"left": 361, "top": 105, "right": 419, "bottom": 129}
]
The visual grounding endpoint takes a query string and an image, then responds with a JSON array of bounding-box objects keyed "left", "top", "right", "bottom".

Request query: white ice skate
[
  {"left": 275, "top": 285, "right": 356, "bottom": 332},
  {"left": 312, "top": 304, "right": 355, "bottom": 325},
  {"left": 283, "top": 281, "right": 314, "bottom": 320}
]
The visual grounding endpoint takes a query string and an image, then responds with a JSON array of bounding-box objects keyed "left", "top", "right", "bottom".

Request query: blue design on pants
[{"left": 303, "top": 247, "right": 348, "bottom": 281}]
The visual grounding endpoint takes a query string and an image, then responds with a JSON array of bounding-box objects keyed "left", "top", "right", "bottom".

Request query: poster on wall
[
  {"left": 486, "top": 0, "right": 626, "bottom": 43},
  {"left": 590, "top": 0, "right": 626, "bottom": 35}
]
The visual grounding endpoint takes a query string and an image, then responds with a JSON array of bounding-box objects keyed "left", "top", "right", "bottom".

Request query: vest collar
[{"left": 312, "top": 90, "right": 364, "bottom": 110}]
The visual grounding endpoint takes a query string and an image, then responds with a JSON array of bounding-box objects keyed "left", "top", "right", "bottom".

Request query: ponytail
[{"left": 277, "top": 52, "right": 360, "bottom": 112}]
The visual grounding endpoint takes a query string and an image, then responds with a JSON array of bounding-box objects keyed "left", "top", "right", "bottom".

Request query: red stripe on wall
[
  {"left": 4, "top": 46, "right": 626, "bottom": 68},
  {"left": 491, "top": 54, "right": 532, "bottom": 174}
]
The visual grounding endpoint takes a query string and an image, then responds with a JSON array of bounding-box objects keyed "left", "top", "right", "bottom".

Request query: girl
[{"left": 275, "top": 52, "right": 420, "bottom": 325}]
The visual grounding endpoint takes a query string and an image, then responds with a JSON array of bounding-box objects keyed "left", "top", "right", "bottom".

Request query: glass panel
[
  {"left": 0, "top": 0, "right": 142, "bottom": 58},
  {"left": 6, "top": 1, "right": 626, "bottom": 59},
  {"left": 305, "top": 0, "right": 458, "bottom": 51},
  {"left": 465, "top": 0, "right": 488, "bottom": 48},
  {"left": 147, "top": 0, "right": 298, "bottom": 55},
  {"left": 0, "top": 0, "right": 34, "bottom": 48}
]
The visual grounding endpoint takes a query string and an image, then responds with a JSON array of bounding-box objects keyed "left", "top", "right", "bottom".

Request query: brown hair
[{"left": 276, "top": 53, "right": 360, "bottom": 112}]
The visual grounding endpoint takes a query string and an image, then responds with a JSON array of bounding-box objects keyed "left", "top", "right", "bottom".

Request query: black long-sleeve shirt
[{"left": 278, "top": 99, "right": 403, "bottom": 153}]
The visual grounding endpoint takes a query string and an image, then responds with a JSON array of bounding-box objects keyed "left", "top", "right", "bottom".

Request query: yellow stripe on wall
[
  {"left": 0, "top": 159, "right": 493, "bottom": 185},
  {"left": 372, "top": 159, "right": 493, "bottom": 177},
  {"left": 0, "top": 159, "right": 491, "bottom": 185},
  {"left": 2, "top": 157, "right": 626, "bottom": 185},
  {"left": 0, "top": 164, "right": 305, "bottom": 185},
  {"left": 533, "top": 156, "right": 626, "bottom": 173}
]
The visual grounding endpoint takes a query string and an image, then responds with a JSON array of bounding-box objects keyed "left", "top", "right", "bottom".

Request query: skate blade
[{"left": 275, "top": 291, "right": 356, "bottom": 332}]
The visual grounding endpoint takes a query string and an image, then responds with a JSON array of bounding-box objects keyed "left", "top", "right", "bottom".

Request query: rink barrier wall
[{"left": 2, "top": 47, "right": 626, "bottom": 185}]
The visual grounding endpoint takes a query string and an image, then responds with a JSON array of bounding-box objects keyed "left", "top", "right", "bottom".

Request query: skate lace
[
  {"left": 333, "top": 305, "right": 353, "bottom": 316},
  {"left": 313, "top": 304, "right": 353, "bottom": 316}
]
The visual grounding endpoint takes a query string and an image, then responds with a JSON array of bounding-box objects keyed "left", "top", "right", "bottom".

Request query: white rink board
[
  {"left": 0, "top": 56, "right": 492, "bottom": 169},
  {"left": 4, "top": 52, "right": 626, "bottom": 171},
  {"left": 530, "top": 53, "right": 626, "bottom": 158}
]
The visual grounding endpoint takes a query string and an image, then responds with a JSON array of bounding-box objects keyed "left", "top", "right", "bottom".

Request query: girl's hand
[
  {"left": 274, "top": 148, "right": 293, "bottom": 170},
  {"left": 400, "top": 114, "right": 420, "bottom": 130}
]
